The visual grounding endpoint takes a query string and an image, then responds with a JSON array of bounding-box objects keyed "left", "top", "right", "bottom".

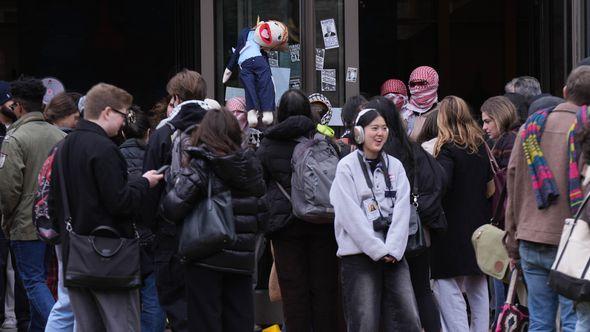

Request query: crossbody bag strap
[
  {"left": 357, "top": 152, "right": 385, "bottom": 220},
  {"left": 275, "top": 181, "right": 291, "bottom": 202},
  {"left": 490, "top": 185, "right": 507, "bottom": 226}
]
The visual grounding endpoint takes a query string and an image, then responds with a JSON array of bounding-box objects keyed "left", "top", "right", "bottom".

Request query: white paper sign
[
  {"left": 289, "top": 78, "right": 301, "bottom": 89},
  {"left": 315, "top": 48, "right": 325, "bottom": 71},
  {"left": 271, "top": 67, "right": 291, "bottom": 105},
  {"left": 268, "top": 51, "right": 279, "bottom": 67},
  {"left": 321, "top": 69, "right": 336, "bottom": 92},
  {"left": 289, "top": 44, "right": 300, "bottom": 62},
  {"left": 224, "top": 87, "right": 245, "bottom": 101},
  {"left": 346, "top": 67, "right": 358, "bottom": 83},
  {"left": 320, "top": 19, "right": 339, "bottom": 50}
]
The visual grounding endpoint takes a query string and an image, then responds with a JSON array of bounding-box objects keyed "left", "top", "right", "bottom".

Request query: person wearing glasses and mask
[{"left": 329, "top": 107, "right": 421, "bottom": 331}]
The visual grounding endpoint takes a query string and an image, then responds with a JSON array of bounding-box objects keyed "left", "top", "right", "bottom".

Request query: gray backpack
[
  {"left": 277, "top": 137, "right": 338, "bottom": 224},
  {"left": 165, "top": 123, "right": 197, "bottom": 190}
]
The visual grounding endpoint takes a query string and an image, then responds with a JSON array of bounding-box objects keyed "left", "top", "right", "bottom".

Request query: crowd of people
[{"left": 0, "top": 59, "right": 590, "bottom": 332}]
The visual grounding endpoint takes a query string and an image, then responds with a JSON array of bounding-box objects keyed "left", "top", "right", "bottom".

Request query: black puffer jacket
[
  {"left": 160, "top": 146, "right": 266, "bottom": 275},
  {"left": 120, "top": 138, "right": 146, "bottom": 178},
  {"left": 120, "top": 138, "right": 157, "bottom": 276},
  {"left": 255, "top": 115, "right": 315, "bottom": 234}
]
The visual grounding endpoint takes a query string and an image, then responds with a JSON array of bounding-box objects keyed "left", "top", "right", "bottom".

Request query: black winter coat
[
  {"left": 431, "top": 143, "right": 492, "bottom": 279},
  {"left": 141, "top": 101, "right": 208, "bottom": 246},
  {"left": 160, "top": 146, "right": 266, "bottom": 275},
  {"left": 256, "top": 115, "right": 332, "bottom": 237},
  {"left": 52, "top": 119, "right": 149, "bottom": 238}
]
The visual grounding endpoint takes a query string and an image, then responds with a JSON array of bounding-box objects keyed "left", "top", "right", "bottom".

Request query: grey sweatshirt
[{"left": 329, "top": 150, "right": 411, "bottom": 261}]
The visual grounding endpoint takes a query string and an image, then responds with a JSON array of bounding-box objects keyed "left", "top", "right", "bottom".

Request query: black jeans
[
  {"left": 154, "top": 234, "right": 187, "bottom": 332},
  {"left": 185, "top": 265, "right": 253, "bottom": 332},
  {"left": 340, "top": 254, "right": 422, "bottom": 332},
  {"left": 407, "top": 249, "right": 441, "bottom": 332},
  {"left": 271, "top": 222, "right": 338, "bottom": 331}
]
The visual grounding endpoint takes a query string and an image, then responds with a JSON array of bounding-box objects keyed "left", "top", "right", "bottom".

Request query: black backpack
[{"left": 412, "top": 145, "right": 447, "bottom": 232}]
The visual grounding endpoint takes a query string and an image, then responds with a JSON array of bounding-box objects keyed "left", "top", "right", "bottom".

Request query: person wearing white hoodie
[{"left": 329, "top": 107, "right": 421, "bottom": 331}]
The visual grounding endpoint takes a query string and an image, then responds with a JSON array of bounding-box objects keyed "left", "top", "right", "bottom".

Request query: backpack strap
[{"left": 56, "top": 140, "right": 72, "bottom": 232}]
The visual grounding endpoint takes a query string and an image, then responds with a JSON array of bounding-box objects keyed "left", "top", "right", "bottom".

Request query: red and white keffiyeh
[
  {"left": 226, "top": 96, "right": 248, "bottom": 130},
  {"left": 405, "top": 66, "right": 439, "bottom": 115}
]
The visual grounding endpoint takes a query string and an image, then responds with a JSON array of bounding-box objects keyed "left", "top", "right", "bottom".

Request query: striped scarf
[
  {"left": 522, "top": 106, "right": 586, "bottom": 214},
  {"left": 568, "top": 105, "right": 590, "bottom": 213}
]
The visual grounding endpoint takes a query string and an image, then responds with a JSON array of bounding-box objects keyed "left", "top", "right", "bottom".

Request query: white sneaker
[
  {"left": 247, "top": 110, "right": 259, "bottom": 127},
  {"left": 2, "top": 317, "right": 17, "bottom": 329},
  {"left": 261, "top": 111, "right": 274, "bottom": 125}
]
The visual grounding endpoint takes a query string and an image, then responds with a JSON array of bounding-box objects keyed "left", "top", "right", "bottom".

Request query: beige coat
[{"left": 504, "top": 102, "right": 579, "bottom": 258}]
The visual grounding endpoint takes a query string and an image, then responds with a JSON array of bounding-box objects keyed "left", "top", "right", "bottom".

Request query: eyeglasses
[{"left": 109, "top": 106, "right": 128, "bottom": 119}]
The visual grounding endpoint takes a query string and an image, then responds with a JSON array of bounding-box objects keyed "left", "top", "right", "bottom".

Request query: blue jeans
[
  {"left": 340, "top": 254, "right": 422, "bottom": 331},
  {"left": 519, "top": 241, "right": 577, "bottom": 332},
  {"left": 45, "top": 245, "right": 74, "bottom": 332},
  {"left": 10, "top": 240, "right": 55, "bottom": 332},
  {"left": 493, "top": 278, "right": 507, "bottom": 324},
  {"left": 576, "top": 302, "right": 590, "bottom": 332},
  {"left": 141, "top": 273, "right": 166, "bottom": 332}
]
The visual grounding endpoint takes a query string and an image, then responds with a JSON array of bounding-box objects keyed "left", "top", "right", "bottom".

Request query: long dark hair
[
  {"left": 123, "top": 105, "right": 151, "bottom": 140},
  {"left": 190, "top": 108, "right": 242, "bottom": 155},
  {"left": 277, "top": 89, "right": 311, "bottom": 123},
  {"left": 365, "top": 96, "right": 415, "bottom": 180}
]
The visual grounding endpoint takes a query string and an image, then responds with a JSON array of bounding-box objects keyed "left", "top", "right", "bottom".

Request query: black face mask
[{"left": 0, "top": 106, "right": 17, "bottom": 123}]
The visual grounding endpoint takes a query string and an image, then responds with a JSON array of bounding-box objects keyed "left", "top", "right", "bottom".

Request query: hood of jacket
[
  {"left": 264, "top": 115, "right": 315, "bottom": 141},
  {"left": 186, "top": 146, "right": 265, "bottom": 196},
  {"left": 166, "top": 100, "right": 209, "bottom": 131}
]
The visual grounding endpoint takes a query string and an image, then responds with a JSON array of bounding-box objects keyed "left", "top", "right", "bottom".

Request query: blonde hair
[
  {"left": 480, "top": 96, "right": 517, "bottom": 134},
  {"left": 84, "top": 83, "right": 132, "bottom": 120},
  {"left": 434, "top": 95, "right": 485, "bottom": 157}
]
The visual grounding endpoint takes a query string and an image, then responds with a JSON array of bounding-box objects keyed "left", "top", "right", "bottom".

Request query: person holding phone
[{"left": 329, "top": 107, "right": 421, "bottom": 331}]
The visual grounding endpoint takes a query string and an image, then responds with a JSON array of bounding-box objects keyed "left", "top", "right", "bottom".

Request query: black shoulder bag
[
  {"left": 406, "top": 164, "right": 428, "bottom": 257},
  {"left": 58, "top": 147, "right": 141, "bottom": 290},
  {"left": 178, "top": 172, "right": 236, "bottom": 260}
]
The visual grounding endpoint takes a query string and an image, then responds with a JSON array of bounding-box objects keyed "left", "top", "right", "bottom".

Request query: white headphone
[{"left": 353, "top": 108, "right": 378, "bottom": 145}]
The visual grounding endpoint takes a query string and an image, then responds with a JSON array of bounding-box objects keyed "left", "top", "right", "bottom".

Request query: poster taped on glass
[
  {"left": 320, "top": 19, "right": 339, "bottom": 50},
  {"left": 321, "top": 69, "right": 336, "bottom": 92}
]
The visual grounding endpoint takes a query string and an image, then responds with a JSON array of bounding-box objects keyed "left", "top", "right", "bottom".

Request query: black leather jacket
[{"left": 160, "top": 145, "right": 266, "bottom": 274}]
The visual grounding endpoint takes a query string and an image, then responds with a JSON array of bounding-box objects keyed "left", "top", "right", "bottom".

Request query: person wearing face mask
[
  {"left": 329, "top": 107, "right": 421, "bottom": 331},
  {"left": 403, "top": 66, "right": 440, "bottom": 141},
  {"left": 380, "top": 79, "right": 409, "bottom": 113},
  {"left": 0, "top": 77, "right": 66, "bottom": 331}
]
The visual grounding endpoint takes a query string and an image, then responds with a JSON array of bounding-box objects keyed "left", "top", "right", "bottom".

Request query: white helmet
[{"left": 254, "top": 20, "right": 288, "bottom": 50}]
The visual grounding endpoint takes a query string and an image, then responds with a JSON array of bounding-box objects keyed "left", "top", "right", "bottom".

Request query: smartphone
[{"left": 155, "top": 165, "right": 170, "bottom": 175}]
